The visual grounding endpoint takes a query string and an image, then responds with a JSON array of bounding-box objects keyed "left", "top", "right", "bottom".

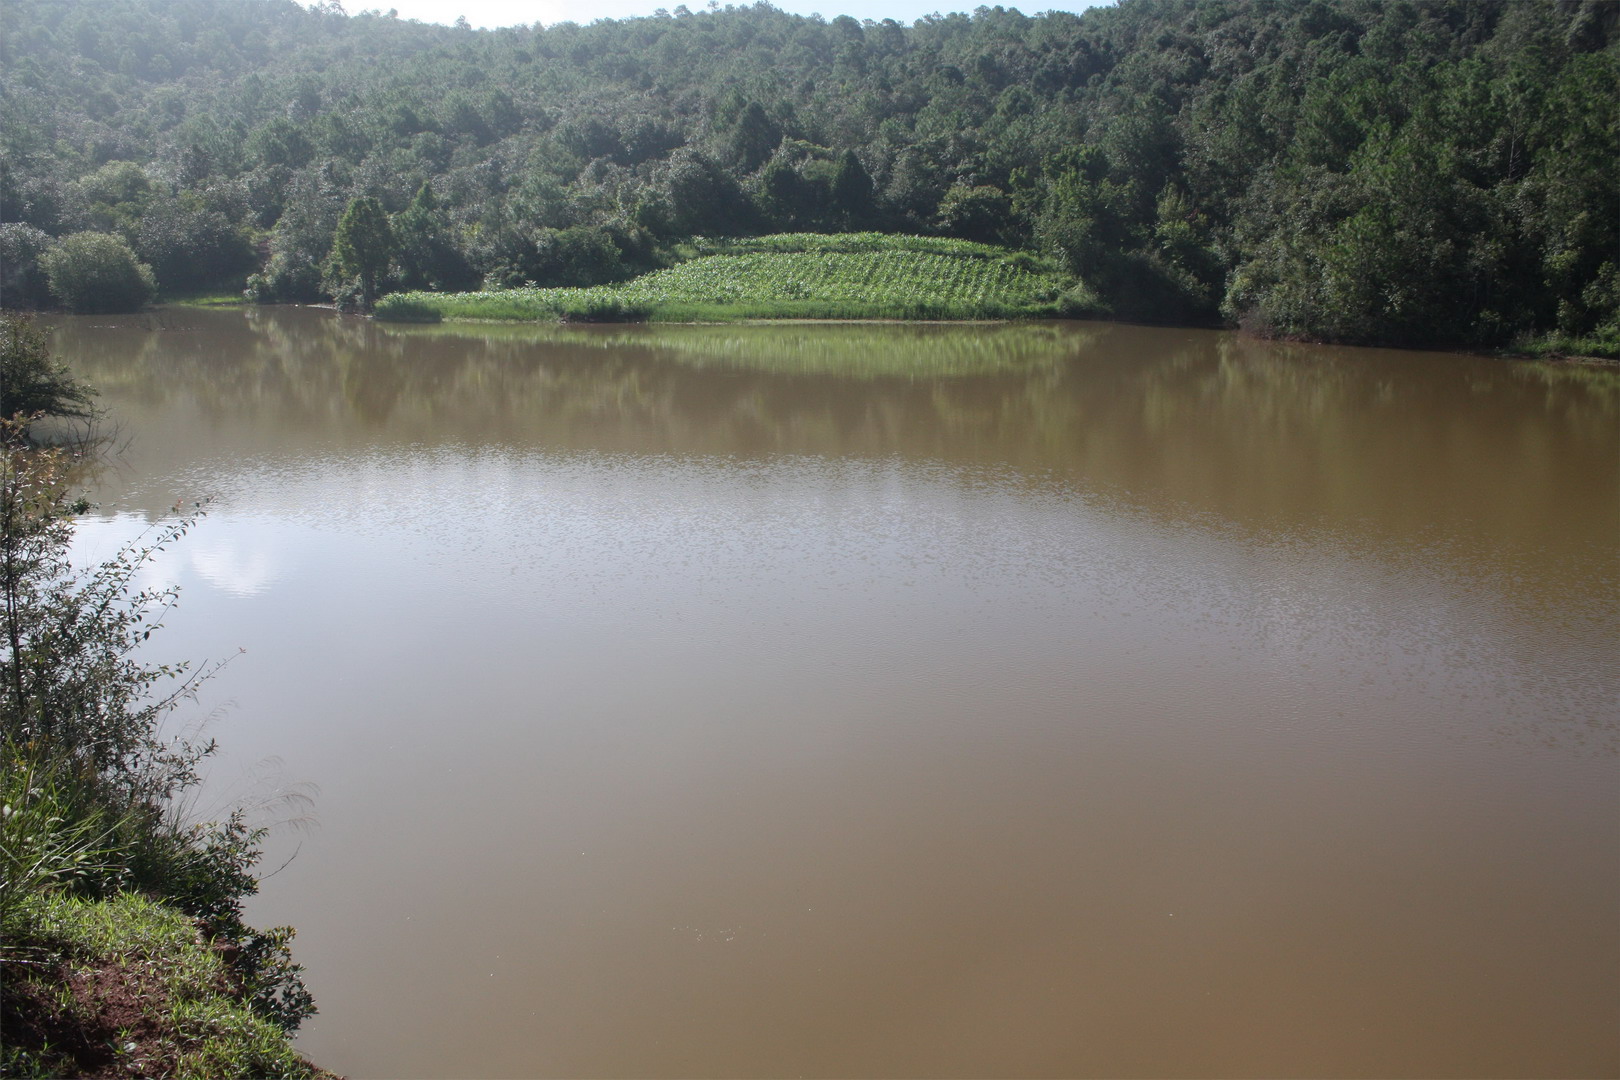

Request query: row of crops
[
  {"left": 688, "top": 232, "right": 1023, "bottom": 259},
  {"left": 376, "top": 235, "right": 1098, "bottom": 324}
]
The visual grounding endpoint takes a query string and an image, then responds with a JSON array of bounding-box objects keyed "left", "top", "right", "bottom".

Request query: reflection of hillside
[{"left": 46, "top": 308, "right": 1619, "bottom": 572}]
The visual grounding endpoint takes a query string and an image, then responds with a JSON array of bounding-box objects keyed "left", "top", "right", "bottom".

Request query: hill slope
[{"left": 2, "top": 0, "right": 1616, "bottom": 349}]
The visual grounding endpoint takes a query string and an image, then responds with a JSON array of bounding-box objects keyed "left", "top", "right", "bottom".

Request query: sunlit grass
[
  {"left": 1510, "top": 329, "right": 1620, "bottom": 361},
  {"left": 2, "top": 893, "right": 322, "bottom": 1079},
  {"left": 161, "top": 291, "right": 247, "bottom": 307}
]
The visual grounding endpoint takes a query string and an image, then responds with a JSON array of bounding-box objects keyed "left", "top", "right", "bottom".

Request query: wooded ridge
[{"left": 1, "top": 0, "right": 1614, "bottom": 351}]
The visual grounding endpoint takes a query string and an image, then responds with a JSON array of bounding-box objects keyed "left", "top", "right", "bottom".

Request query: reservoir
[{"left": 51, "top": 307, "right": 1619, "bottom": 1077}]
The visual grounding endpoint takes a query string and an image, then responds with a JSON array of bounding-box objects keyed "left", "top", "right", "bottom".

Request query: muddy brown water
[{"left": 47, "top": 308, "right": 1618, "bottom": 1078}]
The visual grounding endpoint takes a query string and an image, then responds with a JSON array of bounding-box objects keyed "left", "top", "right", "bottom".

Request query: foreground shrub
[
  {"left": 0, "top": 750, "right": 124, "bottom": 935},
  {"left": 0, "top": 416, "right": 317, "bottom": 1071},
  {"left": 0, "top": 315, "right": 97, "bottom": 429}
]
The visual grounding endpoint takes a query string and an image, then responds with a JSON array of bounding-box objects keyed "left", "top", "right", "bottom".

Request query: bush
[
  {"left": 134, "top": 196, "right": 258, "bottom": 297},
  {"left": 0, "top": 315, "right": 97, "bottom": 429},
  {"left": 244, "top": 251, "right": 323, "bottom": 304},
  {"left": 0, "top": 443, "right": 211, "bottom": 788},
  {"left": 39, "top": 232, "right": 157, "bottom": 314}
]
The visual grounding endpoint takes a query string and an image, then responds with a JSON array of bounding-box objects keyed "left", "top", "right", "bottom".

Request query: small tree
[
  {"left": 829, "top": 149, "right": 876, "bottom": 230},
  {"left": 0, "top": 223, "right": 55, "bottom": 309},
  {"left": 391, "top": 182, "right": 474, "bottom": 292},
  {"left": 328, "top": 195, "right": 394, "bottom": 311},
  {"left": 0, "top": 314, "right": 96, "bottom": 433},
  {"left": 39, "top": 232, "right": 157, "bottom": 314},
  {"left": 0, "top": 433, "right": 207, "bottom": 796}
]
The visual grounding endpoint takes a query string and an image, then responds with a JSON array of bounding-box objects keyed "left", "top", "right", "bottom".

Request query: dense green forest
[{"left": 1, "top": 0, "right": 1615, "bottom": 350}]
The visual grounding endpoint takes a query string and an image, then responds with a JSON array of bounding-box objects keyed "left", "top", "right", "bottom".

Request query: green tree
[
  {"left": 328, "top": 195, "right": 394, "bottom": 310},
  {"left": 391, "top": 182, "right": 473, "bottom": 291},
  {"left": 39, "top": 233, "right": 157, "bottom": 314},
  {"left": 726, "top": 101, "right": 782, "bottom": 173},
  {"left": 828, "top": 149, "right": 876, "bottom": 230},
  {"left": 936, "top": 183, "right": 1013, "bottom": 244},
  {"left": 134, "top": 192, "right": 258, "bottom": 295},
  {"left": 0, "top": 223, "right": 56, "bottom": 309},
  {"left": 244, "top": 168, "right": 348, "bottom": 304},
  {"left": 67, "top": 161, "right": 155, "bottom": 235},
  {"left": 528, "top": 225, "right": 626, "bottom": 287},
  {"left": 0, "top": 315, "right": 96, "bottom": 432}
]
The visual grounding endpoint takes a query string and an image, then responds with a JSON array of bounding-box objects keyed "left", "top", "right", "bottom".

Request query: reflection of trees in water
[
  {"left": 49, "top": 308, "right": 1618, "bottom": 568},
  {"left": 56, "top": 309, "right": 1106, "bottom": 451},
  {"left": 1509, "top": 358, "right": 1620, "bottom": 447},
  {"left": 49, "top": 307, "right": 1618, "bottom": 732}
]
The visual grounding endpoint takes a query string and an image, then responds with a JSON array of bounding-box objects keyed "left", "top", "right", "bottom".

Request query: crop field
[
  {"left": 376, "top": 234, "right": 1097, "bottom": 324},
  {"left": 687, "top": 232, "right": 1022, "bottom": 259}
]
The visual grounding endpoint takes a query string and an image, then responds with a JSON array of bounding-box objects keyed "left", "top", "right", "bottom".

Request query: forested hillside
[{"left": 2, "top": 0, "right": 1615, "bottom": 349}]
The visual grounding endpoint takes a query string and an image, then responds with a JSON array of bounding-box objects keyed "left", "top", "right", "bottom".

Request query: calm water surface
[{"left": 50, "top": 308, "right": 1619, "bottom": 1078}]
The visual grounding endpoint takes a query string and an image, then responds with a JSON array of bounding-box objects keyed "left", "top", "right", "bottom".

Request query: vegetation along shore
[{"left": 0, "top": 317, "right": 329, "bottom": 1076}]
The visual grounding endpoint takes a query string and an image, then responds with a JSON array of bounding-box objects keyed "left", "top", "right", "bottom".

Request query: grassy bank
[
  {"left": 3, "top": 894, "right": 329, "bottom": 1079},
  {"left": 161, "top": 291, "right": 248, "bottom": 308},
  {"left": 376, "top": 233, "right": 1099, "bottom": 324},
  {"left": 1506, "top": 329, "right": 1620, "bottom": 363}
]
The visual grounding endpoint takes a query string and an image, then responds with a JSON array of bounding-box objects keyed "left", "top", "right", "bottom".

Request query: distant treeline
[{"left": 1, "top": 0, "right": 1615, "bottom": 349}]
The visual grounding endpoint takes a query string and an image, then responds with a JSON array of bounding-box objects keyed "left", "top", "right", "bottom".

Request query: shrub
[
  {"left": 244, "top": 251, "right": 324, "bottom": 304},
  {"left": 39, "top": 232, "right": 157, "bottom": 314},
  {"left": 0, "top": 315, "right": 97, "bottom": 429}
]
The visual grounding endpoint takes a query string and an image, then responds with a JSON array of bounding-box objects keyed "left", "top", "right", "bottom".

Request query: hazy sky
[{"left": 381, "top": 0, "right": 1110, "bottom": 30}]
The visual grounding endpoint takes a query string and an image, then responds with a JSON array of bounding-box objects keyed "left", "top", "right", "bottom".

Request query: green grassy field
[{"left": 375, "top": 233, "right": 1099, "bottom": 324}]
